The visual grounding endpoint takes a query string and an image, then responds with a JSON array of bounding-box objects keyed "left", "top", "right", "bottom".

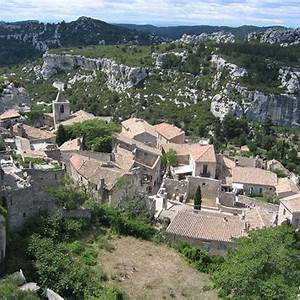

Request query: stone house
[
  {"left": 69, "top": 152, "right": 140, "bottom": 204},
  {"left": 154, "top": 122, "right": 185, "bottom": 149},
  {"left": 166, "top": 210, "right": 246, "bottom": 255},
  {"left": 230, "top": 167, "right": 278, "bottom": 196},
  {"left": 13, "top": 123, "right": 56, "bottom": 143},
  {"left": 278, "top": 194, "right": 300, "bottom": 228},
  {"left": 162, "top": 143, "right": 217, "bottom": 179},
  {"left": 121, "top": 118, "right": 158, "bottom": 148},
  {"left": 115, "top": 133, "right": 162, "bottom": 193}
]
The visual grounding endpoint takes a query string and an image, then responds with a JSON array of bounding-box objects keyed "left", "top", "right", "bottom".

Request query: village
[{"left": 0, "top": 87, "right": 299, "bottom": 272}]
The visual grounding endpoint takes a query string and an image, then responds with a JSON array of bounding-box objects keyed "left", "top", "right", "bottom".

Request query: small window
[
  {"left": 283, "top": 209, "right": 286, "bottom": 215},
  {"left": 60, "top": 105, "right": 65, "bottom": 113},
  {"left": 23, "top": 212, "right": 26, "bottom": 218}
]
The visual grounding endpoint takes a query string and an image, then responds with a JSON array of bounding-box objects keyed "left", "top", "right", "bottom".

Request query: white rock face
[
  {"left": 0, "top": 81, "right": 31, "bottom": 113},
  {"left": 180, "top": 31, "right": 235, "bottom": 44},
  {"left": 153, "top": 51, "right": 189, "bottom": 68},
  {"left": 211, "top": 55, "right": 247, "bottom": 79},
  {"left": 279, "top": 68, "right": 300, "bottom": 94},
  {"left": 210, "top": 94, "right": 240, "bottom": 120},
  {"left": 248, "top": 28, "right": 300, "bottom": 46},
  {"left": 41, "top": 53, "right": 149, "bottom": 92}
]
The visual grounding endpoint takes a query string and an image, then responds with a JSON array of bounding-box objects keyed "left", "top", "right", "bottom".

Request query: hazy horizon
[{"left": 0, "top": 0, "right": 299, "bottom": 28}]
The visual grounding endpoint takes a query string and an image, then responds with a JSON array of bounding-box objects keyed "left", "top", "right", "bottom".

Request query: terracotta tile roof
[
  {"left": 232, "top": 167, "right": 277, "bottom": 187},
  {"left": 13, "top": 124, "right": 55, "bottom": 141},
  {"left": 280, "top": 194, "right": 300, "bottom": 212},
  {"left": 59, "top": 138, "right": 82, "bottom": 151},
  {"left": 113, "top": 145, "right": 135, "bottom": 172},
  {"left": 276, "top": 178, "right": 300, "bottom": 196},
  {"left": 0, "top": 109, "right": 20, "bottom": 120},
  {"left": 154, "top": 122, "right": 184, "bottom": 140},
  {"left": 121, "top": 118, "right": 157, "bottom": 139},
  {"left": 59, "top": 110, "right": 97, "bottom": 127},
  {"left": 162, "top": 143, "right": 216, "bottom": 163},
  {"left": 116, "top": 133, "right": 161, "bottom": 156},
  {"left": 166, "top": 210, "right": 245, "bottom": 243},
  {"left": 70, "top": 154, "right": 129, "bottom": 190}
]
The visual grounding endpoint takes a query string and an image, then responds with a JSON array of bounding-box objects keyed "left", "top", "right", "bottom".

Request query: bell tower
[{"left": 53, "top": 88, "right": 70, "bottom": 128}]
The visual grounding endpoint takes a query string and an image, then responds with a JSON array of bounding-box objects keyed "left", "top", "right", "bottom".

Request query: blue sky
[{"left": 0, "top": 0, "right": 299, "bottom": 28}]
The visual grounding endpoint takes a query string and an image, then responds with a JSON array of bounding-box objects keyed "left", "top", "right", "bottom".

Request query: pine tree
[{"left": 194, "top": 186, "right": 202, "bottom": 210}]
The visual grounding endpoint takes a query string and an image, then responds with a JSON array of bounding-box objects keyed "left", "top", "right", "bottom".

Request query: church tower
[{"left": 53, "top": 88, "right": 70, "bottom": 128}]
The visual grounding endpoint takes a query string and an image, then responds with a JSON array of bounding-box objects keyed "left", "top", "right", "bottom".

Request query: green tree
[
  {"left": 194, "top": 186, "right": 202, "bottom": 210},
  {"left": 162, "top": 149, "right": 178, "bottom": 168},
  {"left": 56, "top": 124, "right": 68, "bottom": 146},
  {"left": 213, "top": 225, "right": 300, "bottom": 299}
]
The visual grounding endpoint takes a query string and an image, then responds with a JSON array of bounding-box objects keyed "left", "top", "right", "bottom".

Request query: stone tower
[{"left": 53, "top": 88, "right": 70, "bottom": 128}]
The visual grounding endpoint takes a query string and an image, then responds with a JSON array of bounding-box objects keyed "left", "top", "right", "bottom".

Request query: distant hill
[
  {"left": 0, "top": 17, "right": 161, "bottom": 66},
  {"left": 116, "top": 24, "right": 285, "bottom": 39}
]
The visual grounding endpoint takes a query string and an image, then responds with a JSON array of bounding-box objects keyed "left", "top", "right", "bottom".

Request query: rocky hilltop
[
  {"left": 179, "top": 31, "right": 235, "bottom": 44},
  {"left": 41, "top": 53, "right": 149, "bottom": 92},
  {"left": 248, "top": 28, "right": 300, "bottom": 46}
]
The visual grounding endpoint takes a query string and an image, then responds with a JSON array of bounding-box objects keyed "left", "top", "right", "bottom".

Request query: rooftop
[
  {"left": 59, "top": 138, "right": 82, "bottom": 151},
  {"left": 70, "top": 154, "right": 129, "bottom": 190},
  {"left": 166, "top": 210, "right": 245, "bottom": 243},
  {"left": 121, "top": 118, "right": 157, "bottom": 139},
  {"left": 231, "top": 166, "right": 277, "bottom": 187},
  {"left": 276, "top": 177, "right": 300, "bottom": 196},
  {"left": 13, "top": 124, "right": 55, "bottom": 141},
  {"left": 162, "top": 143, "right": 216, "bottom": 163},
  {"left": 154, "top": 122, "right": 184, "bottom": 140},
  {"left": 0, "top": 109, "right": 20, "bottom": 121},
  {"left": 280, "top": 193, "right": 300, "bottom": 213},
  {"left": 59, "top": 110, "right": 97, "bottom": 127}
]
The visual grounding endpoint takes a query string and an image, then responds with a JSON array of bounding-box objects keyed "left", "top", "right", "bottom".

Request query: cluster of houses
[{"left": 0, "top": 89, "right": 300, "bottom": 259}]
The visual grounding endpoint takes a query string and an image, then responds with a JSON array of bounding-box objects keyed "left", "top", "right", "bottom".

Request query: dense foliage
[
  {"left": 194, "top": 186, "right": 202, "bottom": 210},
  {"left": 61, "top": 119, "right": 119, "bottom": 153},
  {"left": 213, "top": 225, "right": 300, "bottom": 299}
]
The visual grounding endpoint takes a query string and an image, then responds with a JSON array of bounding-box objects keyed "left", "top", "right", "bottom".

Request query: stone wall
[
  {"left": 187, "top": 176, "right": 221, "bottom": 200},
  {"left": 164, "top": 178, "right": 188, "bottom": 201}
]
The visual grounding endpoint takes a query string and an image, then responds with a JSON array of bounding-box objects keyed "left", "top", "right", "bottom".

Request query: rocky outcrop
[
  {"left": 279, "top": 68, "right": 300, "bottom": 94},
  {"left": 211, "top": 54, "right": 247, "bottom": 79},
  {"left": 248, "top": 28, "right": 300, "bottom": 46},
  {"left": 211, "top": 83, "right": 300, "bottom": 126},
  {"left": 41, "top": 53, "right": 149, "bottom": 92},
  {"left": 153, "top": 51, "right": 189, "bottom": 68},
  {"left": 0, "top": 81, "right": 31, "bottom": 113},
  {"left": 180, "top": 31, "right": 235, "bottom": 44}
]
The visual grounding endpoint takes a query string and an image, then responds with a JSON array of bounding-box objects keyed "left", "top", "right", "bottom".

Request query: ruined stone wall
[{"left": 164, "top": 178, "right": 188, "bottom": 200}]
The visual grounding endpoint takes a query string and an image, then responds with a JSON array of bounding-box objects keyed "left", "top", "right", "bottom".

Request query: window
[
  {"left": 203, "top": 164, "right": 208, "bottom": 174},
  {"left": 60, "top": 105, "right": 65, "bottom": 113},
  {"left": 283, "top": 209, "right": 286, "bottom": 215},
  {"left": 259, "top": 188, "right": 263, "bottom": 194},
  {"left": 23, "top": 212, "right": 26, "bottom": 218},
  {"left": 203, "top": 242, "right": 210, "bottom": 251}
]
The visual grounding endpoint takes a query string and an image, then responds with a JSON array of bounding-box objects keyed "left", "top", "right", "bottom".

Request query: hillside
[
  {"left": 116, "top": 24, "right": 283, "bottom": 40},
  {"left": 0, "top": 17, "right": 162, "bottom": 66}
]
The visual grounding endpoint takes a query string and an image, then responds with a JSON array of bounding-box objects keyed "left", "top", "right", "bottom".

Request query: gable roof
[
  {"left": 154, "top": 122, "right": 184, "bottom": 140},
  {"left": 162, "top": 143, "right": 216, "bottom": 163},
  {"left": 231, "top": 167, "right": 277, "bottom": 187},
  {"left": 166, "top": 210, "right": 245, "bottom": 243},
  {"left": 0, "top": 109, "right": 20, "bottom": 121},
  {"left": 280, "top": 194, "right": 300, "bottom": 213},
  {"left": 121, "top": 118, "right": 157, "bottom": 139},
  {"left": 59, "top": 138, "right": 82, "bottom": 151},
  {"left": 59, "top": 110, "right": 96, "bottom": 127},
  {"left": 276, "top": 178, "right": 300, "bottom": 196},
  {"left": 13, "top": 124, "right": 55, "bottom": 141},
  {"left": 70, "top": 154, "right": 129, "bottom": 190}
]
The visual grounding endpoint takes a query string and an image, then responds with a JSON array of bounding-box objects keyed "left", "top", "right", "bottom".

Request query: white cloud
[{"left": 0, "top": 0, "right": 299, "bottom": 27}]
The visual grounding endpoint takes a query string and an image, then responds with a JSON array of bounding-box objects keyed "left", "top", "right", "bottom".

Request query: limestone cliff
[
  {"left": 210, "top": 55, "right": 300, "bottom": 126},
  {"left": 41, "top": 53, "right": 149, "bottom": 92}
]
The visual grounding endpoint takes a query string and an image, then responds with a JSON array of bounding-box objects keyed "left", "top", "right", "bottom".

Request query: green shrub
[{"left": 81, "top": 249, "right": 98, "bottom": 266}]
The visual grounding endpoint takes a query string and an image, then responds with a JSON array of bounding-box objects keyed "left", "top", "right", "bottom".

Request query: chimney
[{"left": 16, "top": 123, "right": 25, "bottom": 138}]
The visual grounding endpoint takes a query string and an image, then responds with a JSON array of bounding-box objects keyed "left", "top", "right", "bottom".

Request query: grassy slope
[
  {"left": 96, "top": 236, "right": 218, "bottom": 300},
  {"left": 49, "top": 44, "right": 170, "bottom": 67}
]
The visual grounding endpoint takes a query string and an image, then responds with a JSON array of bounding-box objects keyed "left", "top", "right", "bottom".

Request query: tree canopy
[{"left": 213, "top": 225, "right": 300, "bottom": 299}]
